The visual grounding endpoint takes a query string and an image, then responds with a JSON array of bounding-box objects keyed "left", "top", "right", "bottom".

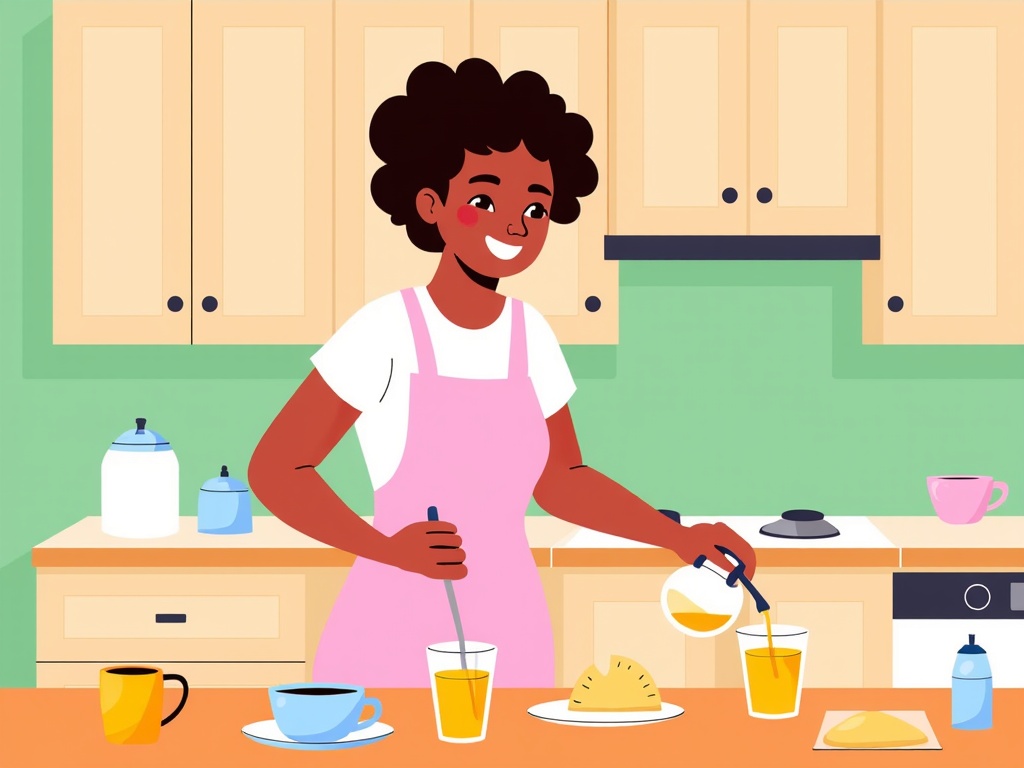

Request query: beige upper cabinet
[
  {"left": 615, "top": 0, "right": 748, "bottom": 235},
  {"left": 614, "top": 0, "right": 876, "bottom": 236},
  {"left": 473, "top": 0, "right": 616, "bottom": 344},
  {"left": 334, "top": 0, "right": 471, "bottom": 328},
  {"left": 193, "top": 0, "right": 334, "bottom": 344},
  {"left": 53, "top": 0, "right": 191, "bottom": 344},
  {"left": 865, "top": 0, "right": 1024, "bottom": 344},
  {"left": 749, "top": 0, "right": 877, "bottom": 235}
]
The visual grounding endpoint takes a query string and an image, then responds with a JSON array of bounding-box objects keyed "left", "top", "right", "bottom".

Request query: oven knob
[{"left": 964, "top": 584, "right": 991, "bottom": 611}]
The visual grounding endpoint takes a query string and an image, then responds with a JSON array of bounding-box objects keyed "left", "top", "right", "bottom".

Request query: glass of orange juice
[
  {"left": 426, "top": 641, "right": 496, "bottom": 743},
  {"left": 736, "top": 623, "right": 808, "bottom": 719}
]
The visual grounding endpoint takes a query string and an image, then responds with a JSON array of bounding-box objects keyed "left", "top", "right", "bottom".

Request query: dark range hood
[{"left": 605, "top": 235, "right": 880, "bottom": 261}]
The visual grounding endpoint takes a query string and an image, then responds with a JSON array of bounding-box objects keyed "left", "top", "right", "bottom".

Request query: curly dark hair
[{"left": 368, "top": 58, "right": 599, "bottom": 252}]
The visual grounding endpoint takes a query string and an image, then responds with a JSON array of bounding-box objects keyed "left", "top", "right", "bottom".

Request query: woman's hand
[
  {"left": 675, "top": 522, "right": 757, "bottom": 579},
  {"left": 385, "top": 520, "right": 468, "bottom": 580}
]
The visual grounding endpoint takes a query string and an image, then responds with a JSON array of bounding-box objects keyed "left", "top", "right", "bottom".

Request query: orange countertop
[
  {"left": 2, "top": 688, "right": 1021, "bottom": 767},
  {"left": 30, "top": 515, "right": 578, "bottom": 568},
  {"left": 31, "top": 515, "right": 1024, "bottom": 570},
  {"left": 871, "top": 516, "right": 1024, "bottom": 568}
]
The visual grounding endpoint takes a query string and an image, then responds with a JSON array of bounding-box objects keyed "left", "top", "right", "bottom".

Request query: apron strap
[
  {"left": 509, "top": 299, "right": 528, "bottom": 379},
  {"left": 400, "top": 288, "right": 437, "bottom": 376}
]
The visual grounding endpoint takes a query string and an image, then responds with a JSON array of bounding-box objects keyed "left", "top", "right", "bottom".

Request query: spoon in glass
[{"left": 427, "top": 506, "right": 468, "bottom": 672}]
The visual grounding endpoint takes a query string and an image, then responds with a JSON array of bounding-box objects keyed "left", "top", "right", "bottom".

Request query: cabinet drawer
[
  {"left": 38, "top": 573, "right": 305, "bottom": 662},
  {"left": 37, "top": 661, "right": 306, "bottom": 689}
]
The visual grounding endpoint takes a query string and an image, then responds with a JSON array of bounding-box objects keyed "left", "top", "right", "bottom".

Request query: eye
[
  {"left": 468, "top": 195, "right": 495, "bottom": 212},
  {"left": 524, "top": 203, "right": 548, "bottom": 220}
]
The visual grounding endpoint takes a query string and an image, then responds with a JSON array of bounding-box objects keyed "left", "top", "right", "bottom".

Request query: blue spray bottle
[{"left": 951, "top": 633, "right": 993, "bottom": 730}]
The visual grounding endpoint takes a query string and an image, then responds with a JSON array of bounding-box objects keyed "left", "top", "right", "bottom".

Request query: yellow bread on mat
[
  {"left": 824, "top": 711, "right": 928, "bottom": 748},
  {"left": 568, "top": 655, "right": 662, "bottom": 712}
]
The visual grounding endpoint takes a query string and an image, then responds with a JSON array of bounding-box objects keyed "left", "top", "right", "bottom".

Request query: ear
[{"left": 415, "top": 189, "right": 442, "bottom": 224}]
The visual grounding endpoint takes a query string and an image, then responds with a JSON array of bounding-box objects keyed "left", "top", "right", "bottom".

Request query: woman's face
[{"left": 416, "top": 142, "right": 553, "bottom": 280}]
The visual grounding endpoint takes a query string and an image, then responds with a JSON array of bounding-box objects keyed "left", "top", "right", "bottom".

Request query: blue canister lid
[
  {"left": 109, "top": 418, "right": 173, "bottom": 453},
  {"left": 200, "top": 465, "right": 249, "bottom": 493}
]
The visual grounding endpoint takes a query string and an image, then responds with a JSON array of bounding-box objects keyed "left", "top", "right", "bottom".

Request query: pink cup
[{"left": 927, "top": 476, "right": 1009, "bottom": 524}]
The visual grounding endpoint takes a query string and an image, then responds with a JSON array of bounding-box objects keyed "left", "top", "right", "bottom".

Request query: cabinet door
[
  {"left": 742, "top": 572, "right": 892, "bottom": 688},
  {"left": 561, "top": 572, "right": 731, "bottom": 688},
  {"left": 334, "top": 1, "right": 471, "bottom": 329},
  {"left": 473, "top": 0, "right": 616, "bottom": 344},
  {"left": 748, "top": 0, "right": 877, "bottom": 235},
  {"left": 53, "top": 0, "right": 190, "bottom": 344},
  {"left": 614, "top": 0, "right": 747, "bottom": 235},
  {"left": 870, "top": 0, "right": 1024, "bottom": 344},
  {"left": 193, "top": 0, "right": 334, "bottom": 344}
]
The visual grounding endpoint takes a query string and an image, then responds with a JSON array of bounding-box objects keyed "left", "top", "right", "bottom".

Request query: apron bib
[{"left": 313, "top": 288, "right": 553, "bottom": 687}]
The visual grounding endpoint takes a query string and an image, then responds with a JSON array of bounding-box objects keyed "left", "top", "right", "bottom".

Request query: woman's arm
[
  {"left": 248, "top": 369, "right": 396, "bottom": 563},
  {"left": 533, "top": 404, "right": 758, "bottom": 577},
  {"left": 249, "top": 369, "right": 467, "bottom": 579}
]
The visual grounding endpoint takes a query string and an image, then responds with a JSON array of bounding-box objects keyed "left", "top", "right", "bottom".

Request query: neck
[{"left": 426, "top": 249, "right": 506, "bottom": 329}]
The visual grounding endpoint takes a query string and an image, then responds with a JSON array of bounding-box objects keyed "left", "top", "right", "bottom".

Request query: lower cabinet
[
  {"left": 557, "top": 570, "right": 733, "bottom": 689},
  {"left": 739, "top": 571, "right": 893, "bottom": 689},
  {"left": 36, "top": 564, "right": 893, "bottom": 689},
  {"left": 554, "top": 568, "right": 893, "bottom": 689},
  {"left": 35, "top": 568, "right": 346, "bottom": 688},
  {"left": 36, "top": 662, "right": 306, "bottom": 689}
]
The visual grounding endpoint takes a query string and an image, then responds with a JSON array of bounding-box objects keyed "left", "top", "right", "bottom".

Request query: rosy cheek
[{"left": 456, "top": 205, "right": 479, "bottom": 227}]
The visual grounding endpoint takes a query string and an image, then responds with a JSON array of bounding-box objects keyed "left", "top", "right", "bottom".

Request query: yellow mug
[{"left": 99, "top": 666, "right": 189, "bottom": 744}]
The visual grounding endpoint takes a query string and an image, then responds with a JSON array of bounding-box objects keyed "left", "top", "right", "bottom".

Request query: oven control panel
[{"left": 893, "top": 572, "right": 1024, "bottom": 620}]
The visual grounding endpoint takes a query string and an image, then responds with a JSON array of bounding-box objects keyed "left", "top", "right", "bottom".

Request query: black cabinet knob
[
  {"left": 166, "top": 296, "right": 184, "bottom": 312},
  {"left": 887, "top": 296, "right": 904, "bottom": 313},
  {"left": 584, "top": 296, "right": 601, "bottom": 313},
  {"left": 202, "top": 296, "right": 219, "bottom": 312},
  {"left": 722, "top": 187, "right": 738, "bottom": 204},
  {"left": 756, "top": 187, "right": 773, "bottom": 204}
]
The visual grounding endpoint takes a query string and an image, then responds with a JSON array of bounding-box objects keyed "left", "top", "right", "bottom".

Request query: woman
[{"left": 248, "top": 59, "right": 757, "bottom": 688}]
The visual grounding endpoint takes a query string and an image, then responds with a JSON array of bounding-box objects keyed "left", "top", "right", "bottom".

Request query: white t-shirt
[{"left": 311, "top": 286, "right": 576, "bottom": 490}]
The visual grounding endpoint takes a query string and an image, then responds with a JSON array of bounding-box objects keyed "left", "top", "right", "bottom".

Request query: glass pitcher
[{"left": 661, "top": 545, "right": 770, "bottom": 638}]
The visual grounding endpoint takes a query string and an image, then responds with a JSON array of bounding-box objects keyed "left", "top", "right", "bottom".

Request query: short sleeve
[
  {"left": 522, "top": 302, "right": 577, "bottom": 418},
  {"left": 310, "top": 292, "right": 402, "bottom": 412}
]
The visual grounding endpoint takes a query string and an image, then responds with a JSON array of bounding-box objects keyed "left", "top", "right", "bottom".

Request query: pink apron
[{"left": 313, "top": 288, "right": 554, "bottom": 687}]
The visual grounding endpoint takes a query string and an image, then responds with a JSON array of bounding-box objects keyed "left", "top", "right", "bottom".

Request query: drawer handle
[{"left": 155, "top": 613, "right": 187, "bottom": 623}]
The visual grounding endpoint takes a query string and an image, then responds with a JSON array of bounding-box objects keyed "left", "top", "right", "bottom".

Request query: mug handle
[
  {"left": 987, "top": 482, "right": 1009, "bottom": 512},
  {"left": 161, "top": 673, "right": 189, "bottom": 726},
  {"left": 350, "top": 697, "right": 382, "bottom": 733}
]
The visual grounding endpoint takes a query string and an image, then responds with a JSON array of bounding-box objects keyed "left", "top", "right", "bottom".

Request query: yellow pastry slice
[
  {"left": 824, "top": 711, "right": 928, "bottom": 748},
  {"left": 568, "top": 655, "right": 662, "bottom": 712}
]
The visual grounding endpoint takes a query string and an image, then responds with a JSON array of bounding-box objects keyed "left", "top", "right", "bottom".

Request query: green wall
[{"left": 2, "top": 2, "right": 1022, "bottom": 687}]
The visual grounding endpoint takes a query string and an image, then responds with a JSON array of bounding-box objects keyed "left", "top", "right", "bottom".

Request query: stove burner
[{"left": 760, "top": 509, "right": 840, "bottom": 539}]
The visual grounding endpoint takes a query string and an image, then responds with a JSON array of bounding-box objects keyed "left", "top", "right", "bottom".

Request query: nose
[{"left": 506, "top": 217, "right": 527, "bottom": 237}]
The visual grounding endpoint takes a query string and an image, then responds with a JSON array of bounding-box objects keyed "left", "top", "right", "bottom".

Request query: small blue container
[
  {"left": 952, "top": 633, "right": 993, "bottom": 730},
  {"left": 197, "top": 465, "right": 252, "bottom": 534}
]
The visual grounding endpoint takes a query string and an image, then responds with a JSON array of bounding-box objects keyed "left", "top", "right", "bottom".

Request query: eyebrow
[
  {"left": 529, "top": 183, "right": 552, "bottom": 196},
  {"left": 469, "top": 174, "right": 501, "bottom": 185}
]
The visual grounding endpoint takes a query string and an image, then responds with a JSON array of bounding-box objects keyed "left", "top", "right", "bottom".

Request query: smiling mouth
[{"left": 485, "top": 235, "right": 522, "bottom": 261}]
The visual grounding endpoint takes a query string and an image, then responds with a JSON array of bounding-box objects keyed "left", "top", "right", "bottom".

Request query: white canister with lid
[{"left": 101, "top": 417, "right": 179, "bottom": 538}]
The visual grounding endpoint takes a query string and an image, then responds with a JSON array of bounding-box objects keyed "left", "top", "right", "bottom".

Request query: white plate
[
  {"left": 526, "top": 700, "right": 684, "bottom": 727},
  {"left": 241, "top": 720, "right": 394, "bottom": 751}
]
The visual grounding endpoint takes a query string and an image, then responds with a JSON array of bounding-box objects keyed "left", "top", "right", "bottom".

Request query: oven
[{"left": 892, "top": 572, "right": 1024, "bottom": 688}]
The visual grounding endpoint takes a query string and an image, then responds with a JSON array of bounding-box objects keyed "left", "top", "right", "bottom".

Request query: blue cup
[{"left": 268, "top": 683, "right": 382, "bottom": 743}]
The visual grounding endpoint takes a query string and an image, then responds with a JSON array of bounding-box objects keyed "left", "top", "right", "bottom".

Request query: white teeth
[{"left": 485, "top": 235, "right": 522, "bottom": 261}]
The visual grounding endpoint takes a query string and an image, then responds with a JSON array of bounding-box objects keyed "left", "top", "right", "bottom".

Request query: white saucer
[
  {"left": 527, "top": 700, "right": 684, "bottom": 727},
  {"left": 241, "top": 720, "right": 394, "bottom": 750}
]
